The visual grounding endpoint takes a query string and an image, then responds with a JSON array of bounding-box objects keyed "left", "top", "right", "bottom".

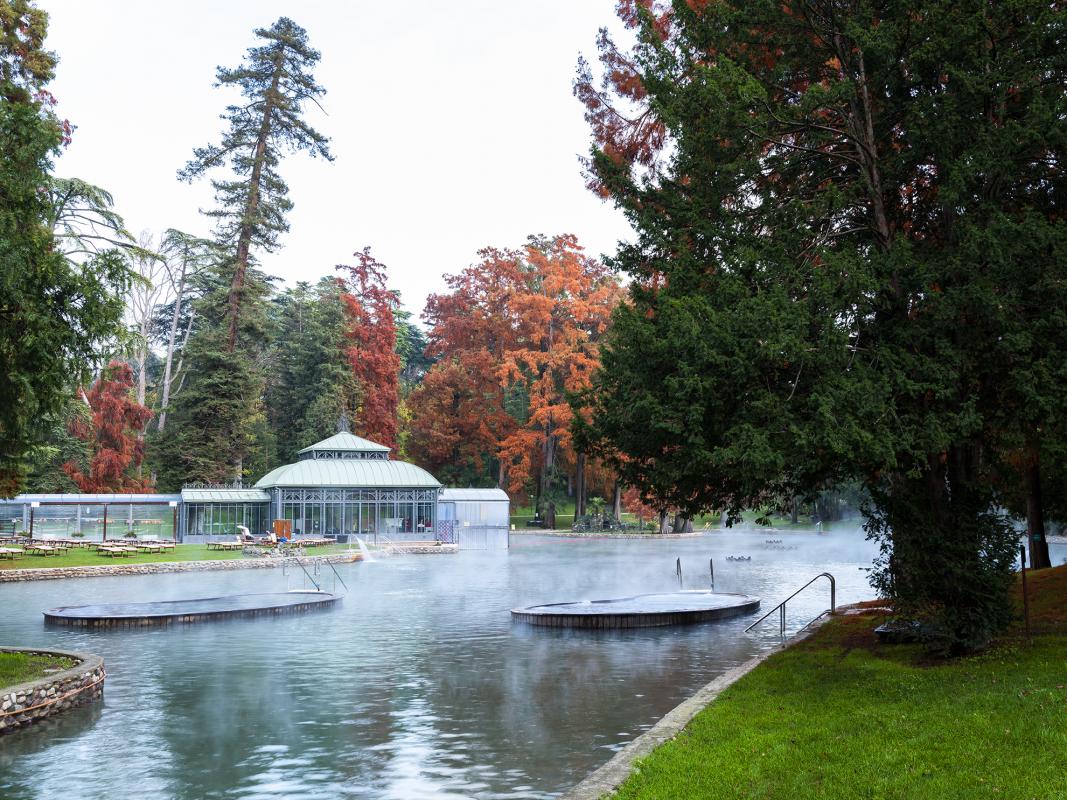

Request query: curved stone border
[
  {"left": 560, "top": 612, "right": 835, "bottom": 800},
  {"left": 0, "top": 647, "right": 105, "bottom": 735}
]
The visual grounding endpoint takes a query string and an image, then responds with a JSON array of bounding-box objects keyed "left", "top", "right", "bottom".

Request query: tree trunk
[
  {"left": 227, "top": 47, "right": 284, "bottom": 353},
  {"left": 658, "top": 511, "right": 669, "bottom": 534},
  {"left": 545, "top": 501, "right": 556, "bottom": 531},
  {"left": 672, "top": 514, "right": 687, "bottom": 533},
  {"left": 158, "top": 249, "right": 189, "bottom": 433},
  {"left": 1026, "top": 450, "right": 1052, "bottom": 570},
  {"left": 790, "top": 497, "right": 799, "bottom": 525},
  {"left": 575, "top": 453, "right": 586, "bottom": 517},
  {"left": 612, "top": 481, "right": 622, "bottom": 521}
]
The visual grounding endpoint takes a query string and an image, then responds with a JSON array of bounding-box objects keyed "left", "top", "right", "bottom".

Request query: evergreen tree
[
  {"left": 575, "top": 1, "right": 1067, "bottom": 651},
  {"left": 165, "top": 17, "right": 332, "bottom": 485},
  {"left": 178, "top": 16, "right": 332, "bottom": 352},
  {"left": 266, "top": 278, "right": 356, "bottom": 464},
  {"left": 153, "top": 263, "right": 274, "bottom": 489},
  {"left": 0, "top": 0, "right": 131, "bottom": 496}
]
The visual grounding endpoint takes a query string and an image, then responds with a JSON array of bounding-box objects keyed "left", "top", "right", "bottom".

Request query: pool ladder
[{"left": 744, "top": 572, "right": 836, "bottom": 636}]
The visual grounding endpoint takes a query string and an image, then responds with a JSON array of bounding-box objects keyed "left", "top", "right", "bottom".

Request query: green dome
[{"left": 255, "top": 458, "right": 441, "bottom": 489}]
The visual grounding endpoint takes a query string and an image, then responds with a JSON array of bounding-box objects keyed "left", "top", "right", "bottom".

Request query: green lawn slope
[{"left": 613, "top": 565, "right": 1067, "bottom": 800}]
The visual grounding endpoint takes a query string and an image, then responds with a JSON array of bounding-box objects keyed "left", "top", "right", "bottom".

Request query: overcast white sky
[{"left": 39, "top": 1, "right": 633, "bottom": 318}]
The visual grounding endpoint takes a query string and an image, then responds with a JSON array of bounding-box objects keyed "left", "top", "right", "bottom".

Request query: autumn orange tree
[
  {"left": 63, "top": 361, "right": 154, "bottom": 493},
  {"left": 409, "top": 235, "right": 622, "bottom": 525},
  {"left": 337, "top": 248, "right": 401, "bottom": 449}
]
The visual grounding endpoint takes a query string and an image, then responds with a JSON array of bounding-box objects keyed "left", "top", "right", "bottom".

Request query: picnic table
[
  {"left": 0, "top": 547, "right": 24, "bottom": 560},
  {"left": 26, "top": 544, "right": 61, "bottom": 556},
  {"left": 97, "top": 546, "right": 135, "bottom": 558},
  {"left": 207, "top": 541, "right": 244, "bottom": 551}
]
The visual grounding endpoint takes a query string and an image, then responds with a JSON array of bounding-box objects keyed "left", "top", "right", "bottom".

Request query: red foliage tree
[
  {"left": 337, "top": 249, "right": 401, "bottom": 449},
  {"left": 63, "top": 361, "right": 154, "bottom": 493}
]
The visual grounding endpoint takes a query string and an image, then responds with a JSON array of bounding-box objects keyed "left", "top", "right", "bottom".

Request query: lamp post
[{"left": 29, "top": 501, "right": 40, "bottom": 539}]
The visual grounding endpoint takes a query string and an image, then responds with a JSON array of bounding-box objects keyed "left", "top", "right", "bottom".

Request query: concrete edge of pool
[
  {"left": 42, "top": 591, "right": 342, "bottom": 628},
  {"left": 511, "top": 590, "right": 761, "bottom": 628}
]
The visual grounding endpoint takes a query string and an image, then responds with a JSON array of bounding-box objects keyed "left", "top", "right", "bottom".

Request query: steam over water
[{"left": 0, "top": 530, "right": 1057, "bottom": 799}]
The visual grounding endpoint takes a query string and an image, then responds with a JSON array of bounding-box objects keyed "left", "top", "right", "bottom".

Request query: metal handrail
[{"left": 744, "top": 572, "right": 836, "bottom": 635}]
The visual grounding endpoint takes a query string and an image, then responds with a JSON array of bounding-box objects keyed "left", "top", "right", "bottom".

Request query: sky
[{"left": 39, "top": 1, "right": 634, "bottom": 318}]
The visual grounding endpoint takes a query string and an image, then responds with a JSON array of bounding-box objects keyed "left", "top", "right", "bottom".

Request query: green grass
[
  {"left": 612, "top": 565, "right": 1067, "bottom": 800},
  {"left": 0, "top": 543, "right": 354, "bottom": 570},
  {"left": 0, "top": 652, "right": 76, "bottom": 688}
]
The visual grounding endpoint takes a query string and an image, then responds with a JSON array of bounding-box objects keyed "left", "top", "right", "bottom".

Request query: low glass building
[{"left": 0, "top": 433, "right": 509, "bottom": 546}]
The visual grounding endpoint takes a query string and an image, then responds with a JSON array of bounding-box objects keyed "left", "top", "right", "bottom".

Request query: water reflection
[{"left": 0, "top": 529, "right": 974, "bottom": 799}]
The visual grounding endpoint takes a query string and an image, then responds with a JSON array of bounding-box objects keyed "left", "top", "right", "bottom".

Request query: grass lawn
[
  {"left": 0, "top": 651, "right": 77, "bottom": 688},
  {"left": 612, "top": 565, "right": 1067, "bottom": 800},
  {"left": 0, "top": 542, "right": 355, "bottom": 570}
]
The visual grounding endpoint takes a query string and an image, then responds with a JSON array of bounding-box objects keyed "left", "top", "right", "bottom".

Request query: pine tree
[
  {"left": 164, "top": 17, "right": 332, "bottom": 486},
  {"left": 178, "top": 16, "right": 332, "bottom": 352},
  {"left": 266, "top": 278, "right": 356, "bottom": 464}
]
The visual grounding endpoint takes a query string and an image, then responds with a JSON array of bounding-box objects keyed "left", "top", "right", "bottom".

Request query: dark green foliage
[
  {"left": 152, "top": 262, "right": 274, "bottom": 489},
  {"left": 266, "top": 279, "right": 356, "bottom": 464},
  {"left": 178, "top": 16, "right": 332, "bottom": 352},
  {"left": 0, "top": 0, "right": 131, "bottom": 496},
  {"left": 576, "top": 1, "right": 1067, "bottom": 651}
]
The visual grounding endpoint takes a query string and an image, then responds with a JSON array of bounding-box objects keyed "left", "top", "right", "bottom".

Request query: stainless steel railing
[{"left": 744, "top": 572, "right": 836, "bottom": 636}]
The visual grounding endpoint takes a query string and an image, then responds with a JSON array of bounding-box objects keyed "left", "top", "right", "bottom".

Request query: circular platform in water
[
  {"left": 511, "top": 590, "right": 760, "bottom": 629},
  {"left": 44, "top": 591, "right": 341, "bottom": 628}
]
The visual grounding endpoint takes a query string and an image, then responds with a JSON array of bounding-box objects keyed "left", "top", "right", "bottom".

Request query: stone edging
[
  {"left": 0, "top": 546, "right": 458, "bottom": 583},
  {"left": 560, "top": 613, "right": 834, "bottom": 800},
  {"left": 509, "top": 531, "right": 707, "bottom": 539},
  {"left": 0, "top": 647, "right": 105, "bottom": 734}
]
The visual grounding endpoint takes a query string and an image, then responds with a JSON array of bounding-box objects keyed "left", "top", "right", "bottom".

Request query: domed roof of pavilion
[
  {"left": 255, "top": 433, "right": 441, "bottom": 489},
  {"left": 296, "top": 432, "right": 390, "bottom": 456}
]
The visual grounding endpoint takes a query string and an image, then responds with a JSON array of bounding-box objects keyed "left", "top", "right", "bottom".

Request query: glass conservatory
[{"left": 253, "top": 432, "right": 441, "bottom": 541}]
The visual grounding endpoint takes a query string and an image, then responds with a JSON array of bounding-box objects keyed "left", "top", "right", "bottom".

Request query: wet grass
[
  {"left": 0, "top": 652, "right": 77, "bottom": 688},
  {"left": 611, "top": 565, "right": 1067, "bottom": 800},
  {"left": 0, "top": 543, "right": 355, "bottom": 570}
]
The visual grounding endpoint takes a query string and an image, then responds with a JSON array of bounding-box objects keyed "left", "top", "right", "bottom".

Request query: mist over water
[{"left": 1, "top": 530, "right": 1057, "bottom": 799}]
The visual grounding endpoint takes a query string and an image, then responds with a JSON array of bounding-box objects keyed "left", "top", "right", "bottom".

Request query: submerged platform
[
  {"left": 511, "top": 590, "right": 760, "bottom": 629},
  {"left": 43, "top": 591, "right": 341, "bottom": 628}
]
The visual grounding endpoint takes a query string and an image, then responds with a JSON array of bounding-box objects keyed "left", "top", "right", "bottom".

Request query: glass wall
[
  {"left": 17, "top": 503, "right": 179, "bottom": 541},
  {"left": 278, "top": 489, "right": 438, "bottom": 541},
  {"left": 183, "top": 503, "right": 270, "bottom": 538}
]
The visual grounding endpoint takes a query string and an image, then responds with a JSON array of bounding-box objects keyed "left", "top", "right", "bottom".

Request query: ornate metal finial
[{"left": 337, "top": 413, "right": 351, "bottom": 433}]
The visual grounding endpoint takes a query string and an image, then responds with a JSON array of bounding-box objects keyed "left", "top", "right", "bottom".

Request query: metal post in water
[
  {"left": 676, "top": 557, "right": 682, "bottom": 589},
  {"left": 780, "top": 603, "right": 786, "bottom": 636},
  {"left": 709, "top": 558, "right": 715, "bottom": 591}
]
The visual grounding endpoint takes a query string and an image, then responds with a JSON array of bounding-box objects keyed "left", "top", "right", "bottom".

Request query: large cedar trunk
[
  {"left": 1026, "top": 452, "right": 1052, "bottom": 569},
  {"left": 612, "top": 481, "right": 622, "bottom": 520},
  {"left": 672, "top": 514, "right": 688, "bottom": 533},
  {"left": 658, "top": 511, "right": 669, "bottom": 534}
]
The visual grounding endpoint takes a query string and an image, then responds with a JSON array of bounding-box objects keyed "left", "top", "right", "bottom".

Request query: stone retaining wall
[
  {"left": 0, "top": 546, "right": 457, "bottom": 583},
  {"left": 0, "top": 647, "right": 105, "bottom": 735},
  {"left": 510, "top": 530, "right": 707, "bottom": 539}
]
